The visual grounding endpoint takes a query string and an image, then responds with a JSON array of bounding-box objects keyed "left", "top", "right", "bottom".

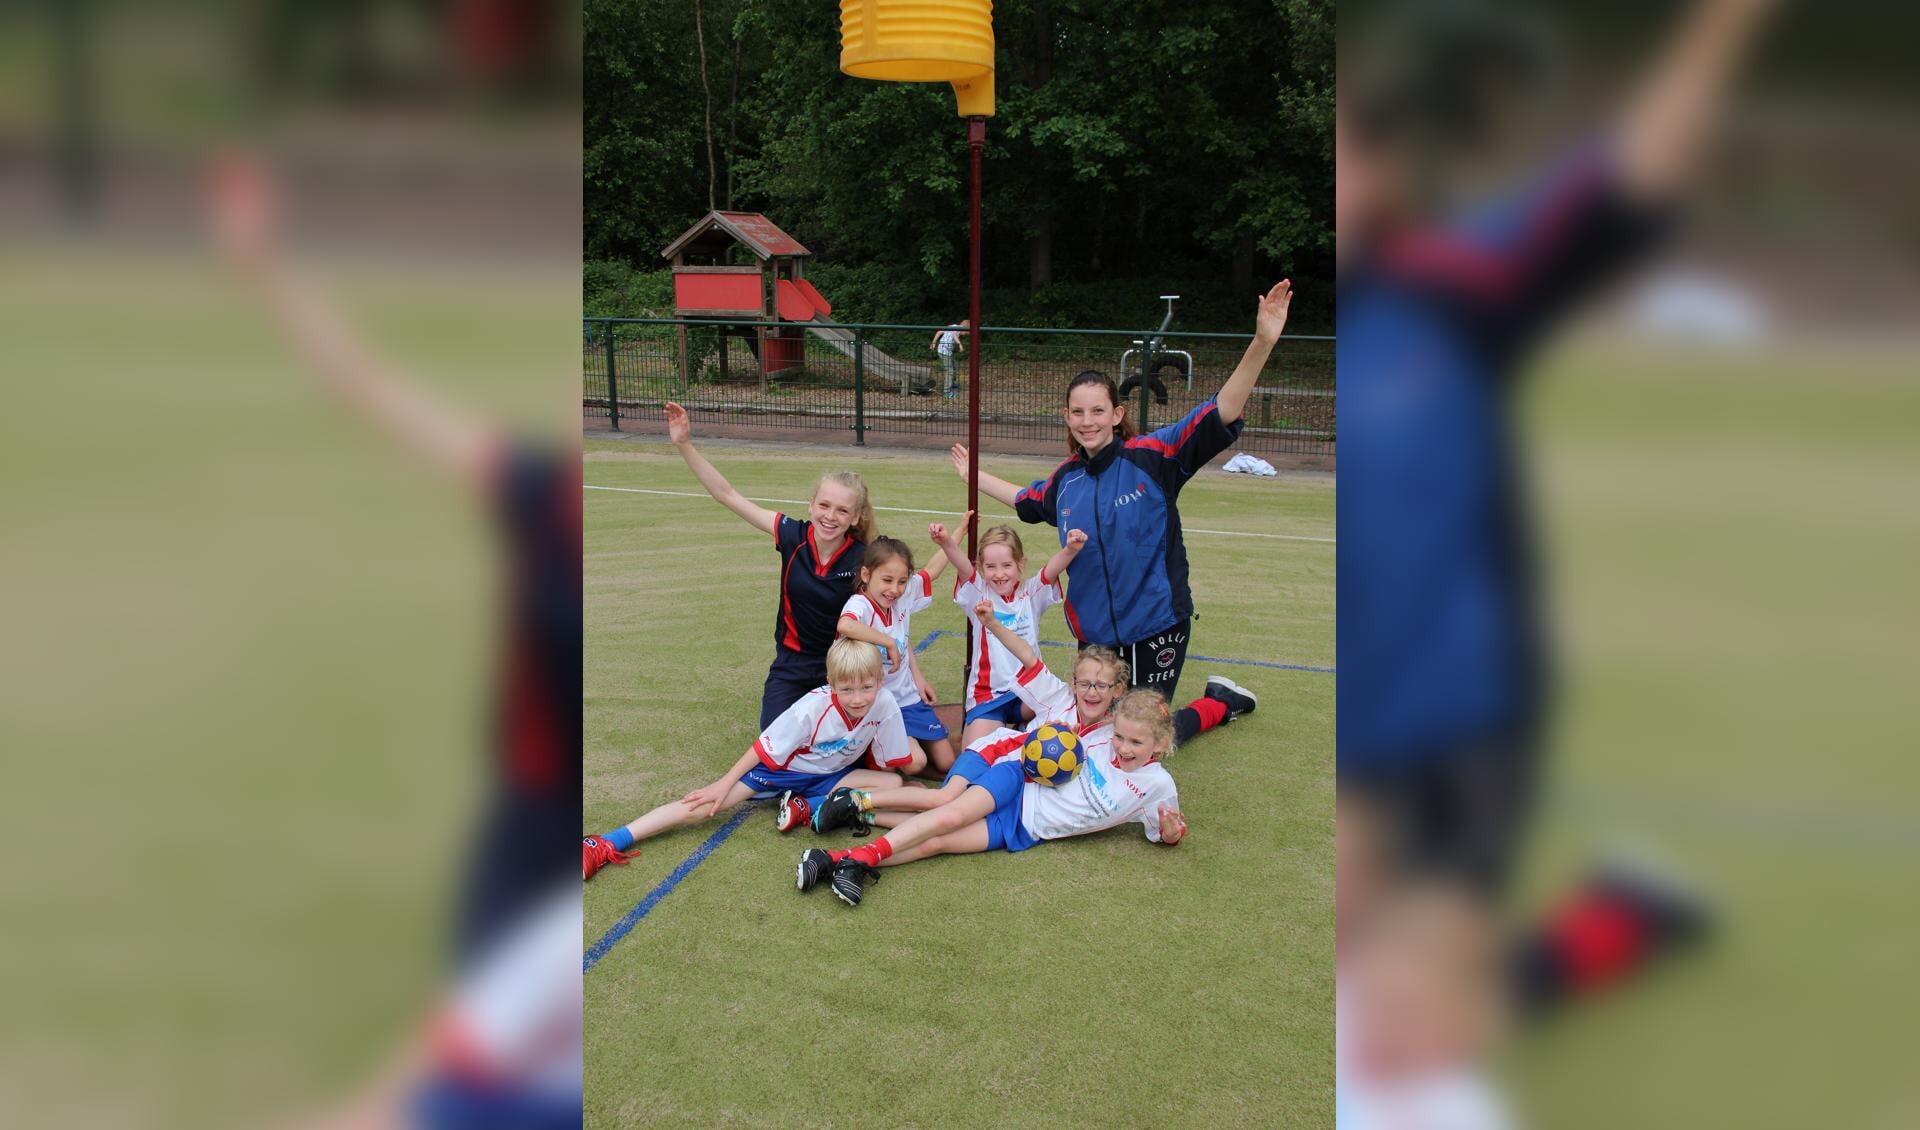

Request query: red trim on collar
[{"left": 810, "top": 524, "right": 856, "bottom": 577}]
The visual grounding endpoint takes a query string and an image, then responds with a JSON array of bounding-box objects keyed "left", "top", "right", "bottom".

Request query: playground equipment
[
  {"left": 1117, "top": 296, "right": 1190, "bottom": 408},
  {"left": 660, "top": 210, "right": 927, "bottom": 387}
]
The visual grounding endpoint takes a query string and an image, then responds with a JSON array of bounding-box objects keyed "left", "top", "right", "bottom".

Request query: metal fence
[{"left": 583, "top": 317, "right": 1333, "bottom": 457}]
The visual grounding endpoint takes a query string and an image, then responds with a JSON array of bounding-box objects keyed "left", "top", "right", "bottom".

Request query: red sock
[
  {"left": 1186, "top": 696, "right": 1228, "bottom": 732},
  {"left": 1549, "top": 890, "right": 1651, "bottom": 993},
  {"left": 846, "top": 837, "right": 894, "bottom": 868}
]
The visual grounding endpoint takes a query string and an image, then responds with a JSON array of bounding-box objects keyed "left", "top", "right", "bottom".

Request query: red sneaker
[
  {"left": 582, "top": 834, "right": 636, "bottom": 881},
  {"left": 774, "top": 790, "right": 812, "bottom": 833}
]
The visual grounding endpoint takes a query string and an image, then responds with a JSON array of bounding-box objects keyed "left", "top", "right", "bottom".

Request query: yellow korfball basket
[{"left": 839, "top": 0, "right": 995, "bottom": 117}]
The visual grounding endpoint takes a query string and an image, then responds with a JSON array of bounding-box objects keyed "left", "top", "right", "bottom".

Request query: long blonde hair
[{"left": 814, "top": 470, "right": 877, "bottom": 544}]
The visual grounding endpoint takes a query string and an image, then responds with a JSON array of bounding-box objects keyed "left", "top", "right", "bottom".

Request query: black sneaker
[
  {"left": 811, "top": 787, "right": 867, "bottom": 834},
  {"left": 828, "top": 858, "right": 882, "bottom": 907},
  {"left": 1590, "top": 857, "right": 1713, "bottom": 951},
  {"left": 1203, "top": 675, "right": 1258, "bottom": 722},
  {"left": 796, "top": 848, "right": 832, "bottom": 893}
]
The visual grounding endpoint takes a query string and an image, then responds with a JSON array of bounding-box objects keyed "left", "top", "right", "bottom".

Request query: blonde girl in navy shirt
[{"left": 663, "top": 402, "right": 874, "bottom": 728}]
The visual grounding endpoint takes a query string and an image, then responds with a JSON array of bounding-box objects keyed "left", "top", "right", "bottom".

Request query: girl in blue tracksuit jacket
[{"left": 952, "top": 280, "right": 1295, "bottom": 744}]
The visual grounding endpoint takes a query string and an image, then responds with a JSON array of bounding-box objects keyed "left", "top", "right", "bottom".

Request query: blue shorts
[
  {"left": 898, "top": 700, "right": 949, "bottom": 744},
  {"left": 964, "top": 691, "right": 1026, "bottom": 728},
  {"left": 976, "top": 761, "right": 1041, "bottom": 853},
  {"left": 738, "top": 764, "right": 860, "bottom": 802},
  {"left": 945, "top": 750, "right": 991, "bottom": 787}
]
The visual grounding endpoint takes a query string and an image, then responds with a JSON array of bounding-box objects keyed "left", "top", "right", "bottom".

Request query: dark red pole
[{"left": 966, "top": 115, "right": 984, "bottom": 560}]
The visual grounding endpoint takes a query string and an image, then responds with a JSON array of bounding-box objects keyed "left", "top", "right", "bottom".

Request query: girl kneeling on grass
[
  {"left": 582, "top": 639, "right": 910, "bottom": 880},
  {"left": 663, "top": 402, "right": 876, "bottom": 730},
  {"left": 809, "top": 594, "right": 1125, "bottom": 831},
  {"left": 820, "top": 532, "right": 952, "bottom": 796},
  {"left": 937, "top": 518, "right": 1087, "bottom": 750},
  {"left": 795, "top": 640, "right": 1186, "bottom": 909}
]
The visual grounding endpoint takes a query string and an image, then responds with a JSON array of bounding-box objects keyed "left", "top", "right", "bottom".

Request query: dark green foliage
[{"left": 586, "top": 0, "right": 1332, "bottom": 333}]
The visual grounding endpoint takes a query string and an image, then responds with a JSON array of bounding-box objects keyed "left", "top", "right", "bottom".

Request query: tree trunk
[
  {"left": 1032, "top": 1, "right": 1053, "bottom": 84},
  {"left": 1028, "top": 214, "right": 1053, "bottom": 290},
  {"left": 1231, "top": 228, "right": 1255, "bottom": 295},
  {"left": 1090, "top": 194, "right": 1105, "bottom": 273},
  {"left": 695, "top": 0, "right": 717, "bottom": 211},
  {"left": 724, "top": 33, "right": 741, "bottom": 209}
]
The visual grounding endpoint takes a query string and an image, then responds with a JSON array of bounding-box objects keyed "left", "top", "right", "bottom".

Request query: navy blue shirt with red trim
[
  {"left": 1338, "top": 143, "right": 1673, "bottom": 772},
  {"left": 491, "top": 443, "right": 582, "bottom": 800},
  {"left": 1013, "top": 398, "right": 1243, "bottom": 645},
  {"left": 770, "top": 513, "right": 865, "bottom": 665}
]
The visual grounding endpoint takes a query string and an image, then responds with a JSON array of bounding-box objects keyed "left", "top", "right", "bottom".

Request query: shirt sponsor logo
[
  {"left": 813, "top": 737, "right": 852, "bottom": 757},
  {"left": 1113, "top": 484, "right": 1149, "bottom": 508},
  {"left": 994, "top": 610, "right": 1021, "bottom": 630},
  {"left": 1080, "top": 755, "right": 1118, "bottom": 813}
]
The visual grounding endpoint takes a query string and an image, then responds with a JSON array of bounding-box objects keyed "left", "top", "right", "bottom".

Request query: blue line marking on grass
[
  {"left": 584, "top": 801, "right": 761, "bottom": 973},
  {"left": 913, "top": 629, "right": 1334, "bottom": 675},
  {"left": 586, "top": 628, "right": 1327, "bottom": 972}
]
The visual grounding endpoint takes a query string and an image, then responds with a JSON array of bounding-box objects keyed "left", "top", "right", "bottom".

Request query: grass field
[
  {"left": 582, "top": 436, "right": 1335, "bottom": 1127},
  {"left": 1503, "top": 338, "right": 1920, "bottom": 1127},
  {"left": 2, "top": 243, "right": 573, "bottom": 1126}
]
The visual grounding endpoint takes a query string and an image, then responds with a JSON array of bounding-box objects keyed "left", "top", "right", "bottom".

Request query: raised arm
[
  {"left": 930, "top": 515, "right": 976, "bottom": 585},
  {"left": 919, "top": 546, "right": 950, "bottom": 586},
  {"left": 835, "top": 616, "right": 904, "bottom": 673},
  {"left": 209, "top": 155, "right": 496, "bottom": 489},
  {"left": 665, "top": 402, "right": 777, "bottom": 537},
  {"left": 949, "top": 445, "right": 1021, "bottom": 509},
  {"left": 974, "top": 599, "right": 1039, "bottom": 670},
  {"left": 1040, "top": 528, "right": 1088, "bottom": 585},
  {"left": 1616, "top": 0, "right": 1779, "bottom": 201},
  {"left": 1216, "top": 280, "right": 1292, "bottom": 424}
]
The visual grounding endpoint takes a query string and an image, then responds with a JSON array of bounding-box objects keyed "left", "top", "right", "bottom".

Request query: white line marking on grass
[{"left": 584, "top": 485, "right": 1336, "bottom": 543}]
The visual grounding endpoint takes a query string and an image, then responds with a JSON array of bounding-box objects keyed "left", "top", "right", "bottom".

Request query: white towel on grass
[{"left": 1222, "top": 452, "right": 1277, "bottom": 477}]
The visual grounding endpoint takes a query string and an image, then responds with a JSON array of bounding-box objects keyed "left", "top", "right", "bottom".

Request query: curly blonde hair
[{"left": 1110, "top": 688, "right": 1177, "bottom": 758}]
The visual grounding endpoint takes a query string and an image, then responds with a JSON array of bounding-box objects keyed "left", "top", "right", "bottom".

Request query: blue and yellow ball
[{"left": 1021, "top": 724, "right": 1083, "bottom": 787}]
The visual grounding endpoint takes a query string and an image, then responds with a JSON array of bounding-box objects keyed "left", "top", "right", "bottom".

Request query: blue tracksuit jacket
[{"left": 1014, "top": 398, "right": 1244, "bottom": 645}]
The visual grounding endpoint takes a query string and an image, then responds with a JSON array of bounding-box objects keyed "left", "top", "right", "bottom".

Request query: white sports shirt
[
  {"left": 1008, "top": 660, "right": 1178, "bottom": 844},
  {"left": 956, "top": 570, "right": 1063, "bottom": 705},
  {"left": 752, "top": 685, "right": 910, "bottom": 774},
  {"left": 839, "top": 570, "right": 935, "bottom": 712},
  {"left": 1020, "top": 741, "right": 1178, "bottom": 844}
]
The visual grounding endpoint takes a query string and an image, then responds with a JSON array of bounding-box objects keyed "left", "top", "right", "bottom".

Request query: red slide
[{"left": 775, "top": 278, "right": 834, "bottom": 321}]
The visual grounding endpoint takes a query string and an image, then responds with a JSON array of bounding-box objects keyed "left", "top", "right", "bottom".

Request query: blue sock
[{"left": 606, "top": 827, "right": 636, "bottom": 852}]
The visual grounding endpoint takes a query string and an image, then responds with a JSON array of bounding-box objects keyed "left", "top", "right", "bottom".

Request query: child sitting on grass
[
  {"left": 809, "top": 593, "right": 1126, "bottom": 832},
  {"left": 796, "top": 624, "right": 1186, "bottom": 908},
  {"left": 582, "top": 639, "right": 910, "bottom": 879},
  {"left": 822, "top": 531, "right": 952, "bottom": 795}
]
